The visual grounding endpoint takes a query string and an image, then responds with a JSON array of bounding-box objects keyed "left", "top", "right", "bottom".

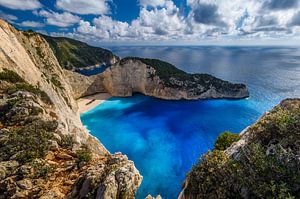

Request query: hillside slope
[
  {"left": 179, "top": 98, "right": 300, "bottom": 199},
  {"left": 0, "top": 19, "right": 141, "bottom": 199},
  {"left": 41, "top": 34, "right": 119, "bottom": 70}
]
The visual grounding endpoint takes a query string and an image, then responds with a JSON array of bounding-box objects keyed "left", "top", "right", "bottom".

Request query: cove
[
  {"left": 80, "top": 46, "right": 300, "bottom": 198},
  {"left": 81, "top": 94, "right": 263, "bottom": 198}
]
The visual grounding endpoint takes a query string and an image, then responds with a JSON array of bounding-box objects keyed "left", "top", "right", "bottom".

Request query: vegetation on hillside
[
  {"left": 76, "top": 144, "right": 92, "bottom": 165},
  {"left": 183, "top": 99, "right": 300, "bottom": 199},
  {"left": 41, "top": 34, "right": 118, "bottom": 70},
  {"left": 0, "top": 69, "right": 55, "bottom": 163},
  {"left": 0, "top": 69, "right": 52, "bottom": 104}
]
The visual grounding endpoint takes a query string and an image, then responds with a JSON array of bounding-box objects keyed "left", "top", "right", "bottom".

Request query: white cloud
[
  {"left": 133, "top": 1, "right": 185, "bottom": 38},
  {"left": 19, "top": 20, "right": 44, "bottom": 27},
  {"left": 50, "top": 0, "right": 300, "bottom": 44},
  {"left": 69, "top": 0, "right": 186, "bottom": 43},
  {"left": 0, "top": 0, "right": 42, "bottom": 10},
  {"left": 36, "top": 10, "right": 80, "bottom": 27},
  {"left": 56, "top": 0, "right": 111, "bottom": 15},
  {"left": 185, "top": 0, "right": 300, "bottom": 38}
]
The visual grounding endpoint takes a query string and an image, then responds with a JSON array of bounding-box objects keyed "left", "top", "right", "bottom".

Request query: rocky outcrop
[
  {"left": 64, "top": 70, "right": 106, "bottom": 99},
  {"left": 145, "top": 194, "right": 162, "bottom": 199},
  {"left": 0, "top": 19, "right": 141, "bottom": 198},
  {"left": 179, "top": 98, "right": 300, "bottom": 199},
  {"left": 65, "top": 57, "right": 249, "bottom": 100},
  {"left": 70, "top": 153, "right": 142, "bottom": 199},
  {"left": 101, "top": 58, "right": 249, "bottom": 100}
]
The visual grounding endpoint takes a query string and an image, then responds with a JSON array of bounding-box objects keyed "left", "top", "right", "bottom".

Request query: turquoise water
[{"left": 81, "top": 46, "right": 300, "bottom": 199}]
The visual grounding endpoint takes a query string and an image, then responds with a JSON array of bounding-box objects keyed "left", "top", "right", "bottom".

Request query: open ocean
[{"left": 80, "top": 46, "right": 300, "bottom": 199}]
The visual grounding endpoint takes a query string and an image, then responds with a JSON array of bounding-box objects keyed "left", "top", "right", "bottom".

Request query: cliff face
[
  {"left": 101, "top": 58, "right": 249, "bottom": 100},
  {"left": 0, "top": 19, "right": 141, "bottom": 199},
  {"left": 179, "top": 98, "right": 300, "bottom": 199}
]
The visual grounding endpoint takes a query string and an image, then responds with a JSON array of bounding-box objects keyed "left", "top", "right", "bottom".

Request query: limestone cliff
[
  {"left": 179, "top": 98, "right": 300, "bottom": 199},
  {"left": 64, "top": 70, "right": 106, "bottom": 99},
  {"left": 101, "top": 57, "right": 249, "bottom": 100},
  {"left": 0, "top": 19, "right": 141, "bottom": 199},
  {"left": 65, "top": 57, "right": 249, "bottom": 101}
]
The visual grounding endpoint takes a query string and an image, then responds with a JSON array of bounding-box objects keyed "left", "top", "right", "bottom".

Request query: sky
[{"left": 1, "top": 0, "right": 300, "bottom": 46}]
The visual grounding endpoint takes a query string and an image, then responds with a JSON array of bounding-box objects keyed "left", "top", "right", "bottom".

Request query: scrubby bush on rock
[{"left": 214, "top": 131, "right": 240, "bottom": 151}]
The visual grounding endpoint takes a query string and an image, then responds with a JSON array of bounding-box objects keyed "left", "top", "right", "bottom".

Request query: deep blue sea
[
  {"left": 75, "top": 64, "right": 109, "bottom": 76},
  {"left": 80, "top": 46, "right": 300, "bottom": 199}
]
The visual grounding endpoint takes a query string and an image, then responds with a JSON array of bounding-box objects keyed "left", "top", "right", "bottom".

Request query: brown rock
[
  {"left": 63, "top": 180, "right": 74, "bottom": 186},
  {"left": 45, "top": 151, "right": 55, "bottom": 161},
  {"left": 0, "top": 165, "right": 6, "bottom": 180},
  {"left": 56, "top": 152, "right": 73, "bottom": 160},
  {"left": 40, "top": 187, "right": 64, "bottom": 199},
  {"left": 17, "top": 179, "right": 33, "bottom": 190}
]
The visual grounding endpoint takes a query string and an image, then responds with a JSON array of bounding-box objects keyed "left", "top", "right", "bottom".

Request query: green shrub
[
  {"left": 0, "top": 98, "right": 20, "bottom": 119},
  {"left": 35, "top": 46, "right": 44, "bottom": 58},
  {"left": 76, "top": 144, "right": 92, "bottom": 165},
  {"left": 31, "top": 159, "right": 53, "bottom": 179},
  {"left": 0, "top": 69, "right": 24, "bottom": 83},
  {"left": 23, "top": 29, "right": 36, "bottom": 37},
  {"left": 59, "top": 134, "right": 75, "bottom": 150},
  {"left": 51, "top": 76, "right": 63, "bottom": 90},
  {"left": 214, "top": 131, "right": 240, "bottom": 151},
  {"left": 15, "top": 83, "right": 52, "bottom": 104}
]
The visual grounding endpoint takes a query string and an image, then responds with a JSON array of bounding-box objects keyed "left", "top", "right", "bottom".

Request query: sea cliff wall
[{"left": 100, "top": 58, "right": 249, "bottom": 100}]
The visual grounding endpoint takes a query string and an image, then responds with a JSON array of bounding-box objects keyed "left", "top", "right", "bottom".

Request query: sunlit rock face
[{"left": 101, "top": 58, "right": 249, "bottom": 100}]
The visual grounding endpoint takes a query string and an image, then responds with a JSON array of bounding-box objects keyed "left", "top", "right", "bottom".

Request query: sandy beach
[{"left": 77, "top": 93, "right": 111, "bottom": 114}]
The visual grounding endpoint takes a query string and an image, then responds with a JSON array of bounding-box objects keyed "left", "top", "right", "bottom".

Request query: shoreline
[{"left": 77, "top": 93, "right": 111, "bottom": 114}]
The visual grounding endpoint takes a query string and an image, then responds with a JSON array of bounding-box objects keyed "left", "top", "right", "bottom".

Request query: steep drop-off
[
  {"left": 180, "top": 98, "right": 300, "bottom": 199},
  {"left": 0, "top": 19, "right": 141, "bottom": 199}
]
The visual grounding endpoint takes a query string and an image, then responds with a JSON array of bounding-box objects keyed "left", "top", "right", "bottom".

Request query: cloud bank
[{"left": 2, "top": 0, "right": 300, "bottom": 44}]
